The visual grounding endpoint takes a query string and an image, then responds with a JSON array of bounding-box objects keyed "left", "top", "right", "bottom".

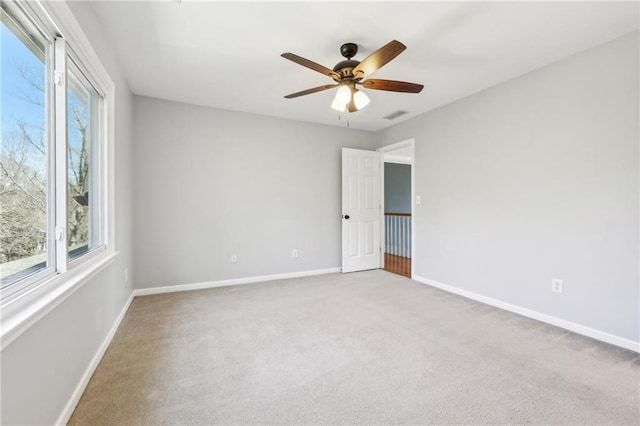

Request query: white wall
[
  {"left": 133, "top": 97, "right": 375, "bottom": 289},
  {"left": 0, "top": 3, "right": 135, "bottom": 424},
  {"left": 376, "top": 32, "right": 639, "bottom": 343}
]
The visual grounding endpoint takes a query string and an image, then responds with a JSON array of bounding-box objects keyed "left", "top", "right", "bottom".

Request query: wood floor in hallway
[{"left": 383, "top": 253, "right": 411, "bottom": 278}]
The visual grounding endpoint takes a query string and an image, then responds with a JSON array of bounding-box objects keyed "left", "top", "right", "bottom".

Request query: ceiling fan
[{"left": 281, "top": 40, "right": 423, "bottom": 113}]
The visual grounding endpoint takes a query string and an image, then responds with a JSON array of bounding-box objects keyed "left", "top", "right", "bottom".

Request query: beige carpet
[{"left": 69, "top": 270, "right": 640, "bottom": 425}]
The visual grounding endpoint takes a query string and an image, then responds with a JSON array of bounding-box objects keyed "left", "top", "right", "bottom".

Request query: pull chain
[{"left": 337, "top": 114, "right": 349, "bottom": 128}]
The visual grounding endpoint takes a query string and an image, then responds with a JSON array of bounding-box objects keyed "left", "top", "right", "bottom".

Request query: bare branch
[
  {"left": 15, "top": 63, "right": 45, "bottom": 93},
  {"left": 17, "top": 120, "right": 46, "bottom": 156},
  {"left": 0, "top": 161, "right": 46, "bottom": 213}
]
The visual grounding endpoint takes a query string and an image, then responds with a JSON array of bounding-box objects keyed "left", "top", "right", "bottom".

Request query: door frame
[{"left": 377, "top": 138, "right": 416, "bottom": 278}]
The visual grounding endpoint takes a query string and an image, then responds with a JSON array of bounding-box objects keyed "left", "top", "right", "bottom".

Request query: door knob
[{"left": 343, "top": 215, "right": 350, "bottom": 219}]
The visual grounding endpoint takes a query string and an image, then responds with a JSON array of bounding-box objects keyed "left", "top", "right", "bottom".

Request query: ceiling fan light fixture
[
  {"left": 353, "top": 90, "right": 370, "bottom": 110},
  {"left": 331, "top": 98, "right": 348, "bottom": 112},
  {"left": 335, "top": 84, "right": 352, "bottom": 104}
]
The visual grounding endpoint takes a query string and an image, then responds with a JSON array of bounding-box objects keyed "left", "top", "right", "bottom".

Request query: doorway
[{"left": 378, "top": 140, "right": 414, "bottom": 278}]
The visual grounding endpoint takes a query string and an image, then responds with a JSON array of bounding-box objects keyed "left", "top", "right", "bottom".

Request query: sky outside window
[{"left": 0, "top": 14, "right": 48, "bottom": 285}]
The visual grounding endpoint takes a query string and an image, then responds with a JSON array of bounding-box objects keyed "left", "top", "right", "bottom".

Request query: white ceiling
[{"left": 89, "top": 1, "right": 639, "bottom": 131}]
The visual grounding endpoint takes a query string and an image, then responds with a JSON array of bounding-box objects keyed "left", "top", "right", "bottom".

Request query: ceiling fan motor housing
[
  {"left": 333, "top": 59, "right": 360, "bottom": 78},
  {"left": 333, "top": 43, "right": 361, "bottom": 79}
]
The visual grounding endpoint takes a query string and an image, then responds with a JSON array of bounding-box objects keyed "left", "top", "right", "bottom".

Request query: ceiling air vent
[{"left": 383, "top": 110, "right": 409, "bottom": 120}]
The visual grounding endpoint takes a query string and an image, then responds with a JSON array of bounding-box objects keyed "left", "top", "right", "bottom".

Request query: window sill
[{"left": 0, "top": 251, "right": 119, "bottom": 351}]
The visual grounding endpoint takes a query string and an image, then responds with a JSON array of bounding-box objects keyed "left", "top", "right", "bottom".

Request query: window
[
  {"left": 0, "top": 3, "right": 52, "bottom": 289},
  {"left": 67, "top": 58, "right": 103, "bottom": 260},
  {"left": 0, "top": 0, "right": 110, "bottom": 304}
]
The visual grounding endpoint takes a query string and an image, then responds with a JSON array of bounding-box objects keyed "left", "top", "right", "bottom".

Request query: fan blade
[
  {"left": 352, "top": 40, "right": 406, "bottom": 78},
  {"left": 281, "top": 53, "right": 340, "bottom": 79},
  {"left": 284, "top": 84, "right": 338, "bottom": 99},
  {"left": 360, "top": 79, "right": 424, "bottom": 93}
]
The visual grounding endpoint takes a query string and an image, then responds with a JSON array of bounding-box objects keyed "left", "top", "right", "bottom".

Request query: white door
[{"left": 342, "top": 148, "right": 381, "bottom": 273}]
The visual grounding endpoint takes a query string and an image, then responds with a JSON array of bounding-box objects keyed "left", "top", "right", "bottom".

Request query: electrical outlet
[
  {"left": 551, "top": 278, "right": 563, "bottom": 294},
  {"left": 292, "top": 249, "right": 298, "bottom": 258},
  {"left": 415, "top": 195, "right": 422, "bottom": 205},
  {"left": 230, "top": 254, "right": 238, "bottom": 263}
]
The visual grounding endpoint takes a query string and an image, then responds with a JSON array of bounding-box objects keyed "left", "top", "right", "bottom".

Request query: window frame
[
  {"left": 0, "top": 0, "right": 117, "bottom": 350},
  {"left": 0, "top": 0, "right": 57, "bottom": 300}
]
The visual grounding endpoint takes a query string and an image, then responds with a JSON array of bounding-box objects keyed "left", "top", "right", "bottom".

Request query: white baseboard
[
  {"left": 413, "top": 275, "right": 640, "bottom": 353},
  {"left": 56, "top": 292, "right": 135, "bottom": 425},
  {"left": 132, "top": 267, "right": 342, "bottom": 297}
]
